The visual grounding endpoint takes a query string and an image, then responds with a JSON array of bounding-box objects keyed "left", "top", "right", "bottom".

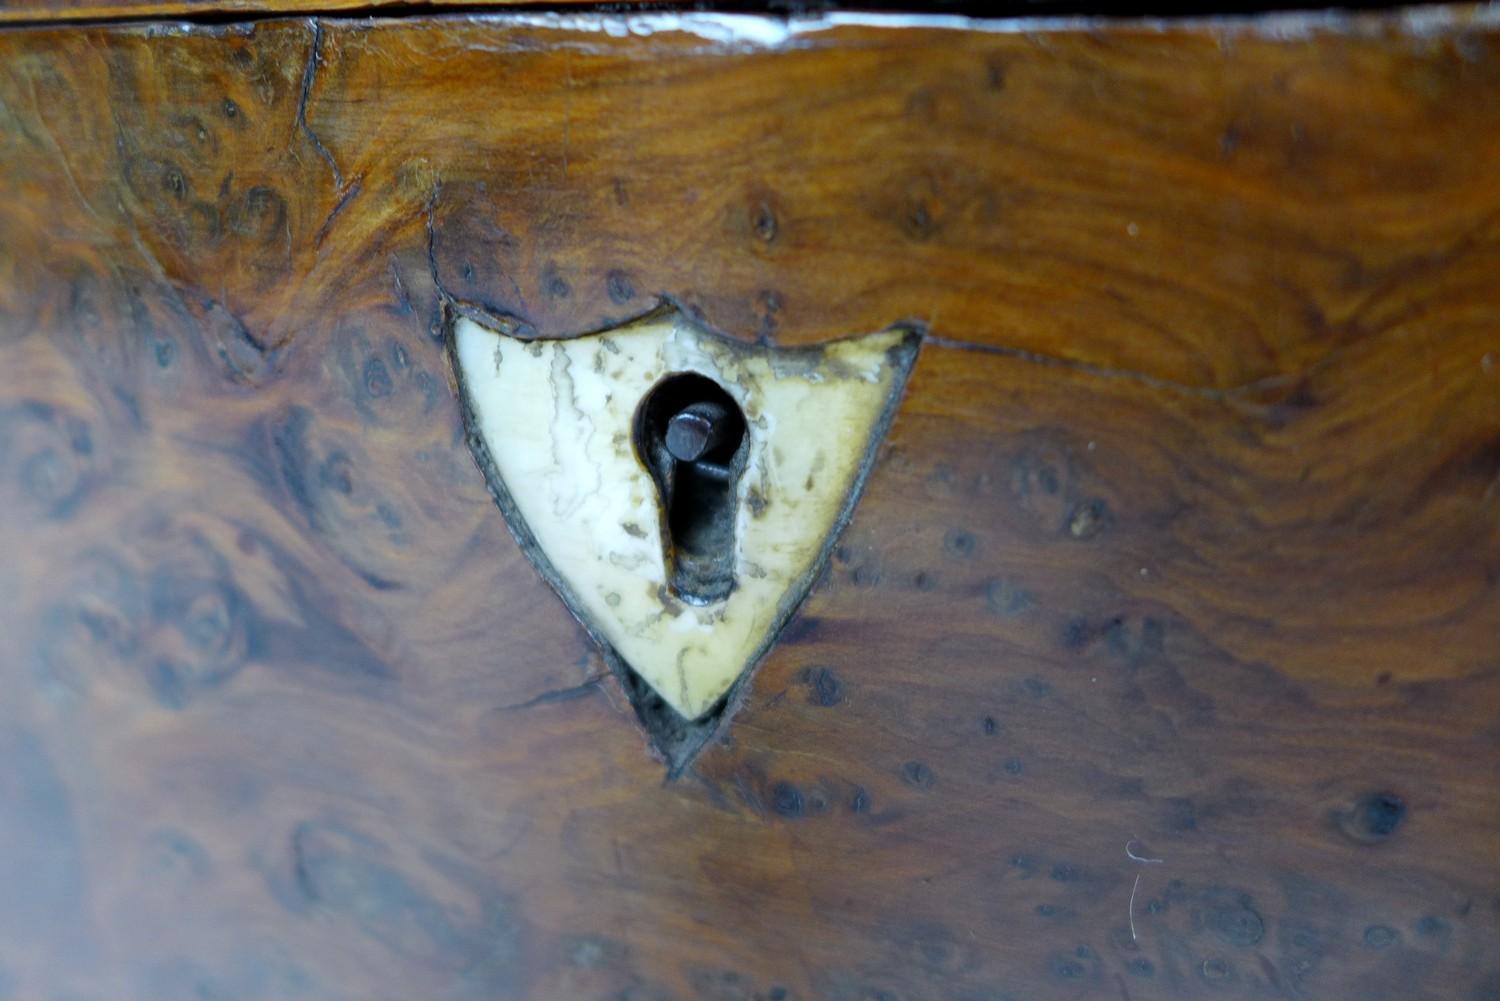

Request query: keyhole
[{"left": 633, "top": 373, "right": 748, "bottom": 605}]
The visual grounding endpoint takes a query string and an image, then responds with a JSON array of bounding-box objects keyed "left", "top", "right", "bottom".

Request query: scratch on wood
[
  {"left": 314, "top": 174, "right": 362, "bottom": 248},
  {"left": 492, "top": 673, "right": 607, "bottom": 712},
  {"left": 388, "top": 255, "right": 413, "bottom": 313},
  {"left": 297, "top": 19, "right": 344, "bottom": 191},
  {"left": 424, "top": 182, "right": 451, "bottom": 304},
  {"left": 1129, "top": 872, "right": 1142, "bottom": 943},
  {"left": 926, "top": 333, "right": 1315, "bottom": 410}
]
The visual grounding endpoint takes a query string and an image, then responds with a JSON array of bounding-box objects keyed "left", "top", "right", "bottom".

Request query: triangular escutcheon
[{"left": 451, "top": 308, "right": 918, "bottom": 772}]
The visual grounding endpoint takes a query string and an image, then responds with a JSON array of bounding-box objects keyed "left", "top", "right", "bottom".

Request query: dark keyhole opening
[{"left": 634, "top": 373, "right": 749, "bottom": 605}]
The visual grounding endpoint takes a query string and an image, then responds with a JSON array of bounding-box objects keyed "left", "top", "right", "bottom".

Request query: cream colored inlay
[{"left": 454, "top": 311, "right": 910, "bottom": 720}]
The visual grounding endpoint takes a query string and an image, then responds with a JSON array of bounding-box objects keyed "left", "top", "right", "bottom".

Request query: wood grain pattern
[
  {"left": 1, "top": 10, "right": 1497, "bottom": 1000},
  {"left": 0, "top": 0, "right": 588, "bottom": 25}
]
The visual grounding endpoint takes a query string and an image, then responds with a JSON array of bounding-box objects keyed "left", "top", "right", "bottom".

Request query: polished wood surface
[
  {"left": 0, "top": 0, "right": 586, "bottom": 25},
  {"left": 1, "top": 10, "right": 1497, "bottom": 1000}
]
